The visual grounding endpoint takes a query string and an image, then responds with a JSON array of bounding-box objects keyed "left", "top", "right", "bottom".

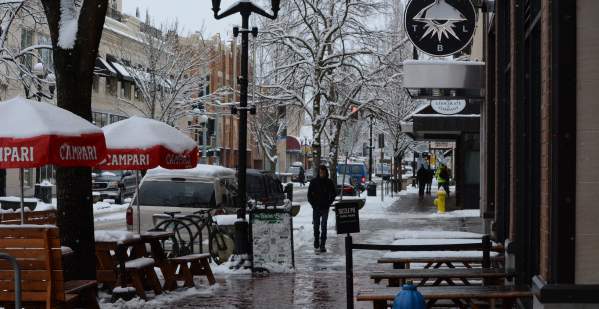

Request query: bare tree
[
  {"left": 40, "top": 0, "right": 108, "bottom": 280},
  {"left": 115, "top": 20, "right": 213, "bottom": 125},
  {"left": 253, "top": 0, "right": 396, "bottom": 175}
]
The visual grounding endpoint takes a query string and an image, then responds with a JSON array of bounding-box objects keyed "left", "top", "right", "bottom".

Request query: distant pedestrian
[
  {"left": 426, "top": 166, "right": 434, "bottom": 194},
  {"left": 308, "top": 165, "right": 337, "bottom": 253},
  {"left": 299, "top": 167, "right": 306, "bottom": 187},
  {"left": 436, "top": 164, "right": 450, "bottom": 196},
  {"left": 416, "top": 165, "right": 427, "bottom": 199}
]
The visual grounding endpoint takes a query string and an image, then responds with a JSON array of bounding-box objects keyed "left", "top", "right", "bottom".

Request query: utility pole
[
  {"left": 212, "top": 0, "right": 280, "bottom": 266},
  {"left": 368, "top": 115, "right": 373, "bottom": 182}
]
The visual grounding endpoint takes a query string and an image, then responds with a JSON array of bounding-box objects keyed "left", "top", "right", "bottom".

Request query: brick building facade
[{"left": 482, "top": 0, "right": 599, "bottom": 307}]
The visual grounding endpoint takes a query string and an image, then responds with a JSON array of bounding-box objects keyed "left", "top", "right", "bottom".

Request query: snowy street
[{"left": 96, "top": 184, "right": 482, "bottom": 308}]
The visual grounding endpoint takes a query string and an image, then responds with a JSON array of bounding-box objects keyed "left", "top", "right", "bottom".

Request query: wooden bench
[
  {"left": 371, "top": 268, "right": 507, "bottom": 287},
  {"left": 0, "top": 210, "right": 57, "bottom": 225},
  {"left": 0, "top": 226, "right": 98, "bottom": 309},
  {"left": 357, "top": 285, "right": 532, "bottom": 309}
]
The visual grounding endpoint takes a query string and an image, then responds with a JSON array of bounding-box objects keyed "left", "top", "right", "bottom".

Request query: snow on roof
[
  {"left": 403, "top": 103, "right": 430, "bottom": 121},
  {"left": 0, "top": 97, "right": 102, "bottom": 139},
  {"left": 97, "top": 57, "right": 117, "bottom": 74},
  {"left": 102, "top": 116, "right": 196, "bottom": 153},
  {"left": 109, "top": 61, "right": 132, "bottom": 78},
  {"left": 145, "top": 164, "right": 236, "bottom": 179}
]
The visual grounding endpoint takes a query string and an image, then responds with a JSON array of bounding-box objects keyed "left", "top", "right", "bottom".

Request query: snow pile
[
  {"left": 94, "top": 230, "right": 138, "bottom": 243},
  {"left": 0, "top": 196, "right": 39, "bottom": 202},
  {"left": 58, "top": 0, "right": 81, "bottom": 49},
  {"left": 429, "top": 209, "right": 480, "bottom": 218},
  {"left": 100, "top": 284, "right": 221, "bottom": 309},
  {"left": 0, "top": 97, "right": 102, "bottom": 138},
  {"left": 102, "top": 116, "right": 196, "bottom": 153}
]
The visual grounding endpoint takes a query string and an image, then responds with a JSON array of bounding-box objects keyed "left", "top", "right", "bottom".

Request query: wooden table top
[
  {"left": 140, "top": 231, "right": 174, "bottom": 240},
  {"left": 357, "top": 285, "right": 532, "bottom": 301},
  {"left": 370, "top": 268, "right": 507, "bottom": 280},
  {"left": 378, "top": 256, "right": 505, "bottom": 264}
]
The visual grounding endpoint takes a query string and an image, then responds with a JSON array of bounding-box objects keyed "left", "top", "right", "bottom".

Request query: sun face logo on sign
[{"left": 405, "top": 0, "right": 477, "bottom": 57}]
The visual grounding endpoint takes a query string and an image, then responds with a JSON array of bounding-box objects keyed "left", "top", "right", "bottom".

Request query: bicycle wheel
[
  {"left": 208, "top": 228, "right": 235, "bottom": 264},
  {"left": 151, "top": 219, "right": 194, "bottom": 257}
]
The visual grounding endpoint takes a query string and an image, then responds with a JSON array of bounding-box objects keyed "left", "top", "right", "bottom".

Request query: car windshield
[
  {"left": 138, "top": 180, "right": 215, "bottom": 207},
  {"left": 92, "top": 170, "right": 124, "bottom": 180}
]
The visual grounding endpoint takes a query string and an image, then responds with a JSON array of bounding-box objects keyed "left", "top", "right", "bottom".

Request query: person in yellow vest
[{"left": 435, "top": 164, "right": 450, "bottom": 196}]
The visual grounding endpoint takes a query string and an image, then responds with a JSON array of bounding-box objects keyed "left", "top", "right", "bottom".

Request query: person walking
[
  {"left": 426, "top": 166, "right": 434, "bottom": 194},
  {"left": 299, "top": 166, "right": 306, "bottom": 187},
  {"left": 308, "top": 165, "right": 337, "bottom": 253},
  {"left": 435, "top": 164, "right": 450, "bottom": 196},
  {"left": 416, "top": 165, "right": 427, "bottom": 199}
]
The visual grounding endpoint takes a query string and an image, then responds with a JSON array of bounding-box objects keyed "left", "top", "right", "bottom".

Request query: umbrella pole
[
  {"left": 20, "top": 168, "right": 24, "bottom": 224},
  {"left": 135, "top": 171, "right": 140, "bottom": 234}
]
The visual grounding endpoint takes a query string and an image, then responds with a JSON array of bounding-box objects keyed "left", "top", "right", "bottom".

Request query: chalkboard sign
[
  {"left": 335, "top": 200, "right": 360, "bottom": 234},
  {"left": 251, "top": 209, "right": 295, "bottom": 272}
]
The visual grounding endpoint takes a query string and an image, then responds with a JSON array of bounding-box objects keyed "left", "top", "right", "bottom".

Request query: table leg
[
  {"left": 373, "top": 300, "right": 387, "bottom": 309},
  {"left": 116, "top": 245, "right": 127, "bottom": 289}
]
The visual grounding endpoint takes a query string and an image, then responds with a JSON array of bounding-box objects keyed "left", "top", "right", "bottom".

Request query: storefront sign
[
  {"left": 431, "top": 100, "right": 467, "bottom": 114},
  {"left": 405, "top": 0, "right": 477, "bottom": 56},
  {"left": 251, "top": 210, "right": 294, "bottom": 271},
  {"left": 335, "top": 200, "right": 360, "bottom": 234}
]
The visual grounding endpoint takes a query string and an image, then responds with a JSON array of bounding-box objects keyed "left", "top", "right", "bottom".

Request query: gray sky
[{"left": 122, "top": 0, "right": 244, "bottom": 38}]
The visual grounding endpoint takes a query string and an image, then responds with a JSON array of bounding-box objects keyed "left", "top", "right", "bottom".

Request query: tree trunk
[
  {"left": 329, "top": 120, "right": 343, "bottom": 185},
  {"left": 41, "top": 0, "right": 108, "bottom": 280},
  {"left": 312, "top": 94, "right": 322, "bottom": 174}
]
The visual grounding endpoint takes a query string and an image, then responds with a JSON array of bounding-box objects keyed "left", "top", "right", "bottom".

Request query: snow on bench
[
  {"left": 94, "top": 230, "right": 139, "bottom": 244},
  {"left": 124, "top": 257, "right": 155, "bottom": 269}
]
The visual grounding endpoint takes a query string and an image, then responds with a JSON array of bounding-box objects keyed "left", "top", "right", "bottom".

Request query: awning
[
  {"left": 94, "top": 57, "right": 117, "bottom": 77},
  {"left": 286, "top": 136, "right": 300, "bottom": 152},
  {"left": 402, "top": 102, "right": 480, "bottom": 141},
  {"left": 403, "top": 60, "right": 485, "bottom": 100},
  {"left": 109, "top": 61, "right": 134, "bottom": 82}
]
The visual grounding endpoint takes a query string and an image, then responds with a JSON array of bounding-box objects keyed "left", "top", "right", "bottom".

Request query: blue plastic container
[{"left": 392, "top": 282, "right": 426, "bottom": 309}]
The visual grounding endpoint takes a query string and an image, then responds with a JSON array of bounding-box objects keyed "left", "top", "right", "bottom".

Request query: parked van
[
  {"left": 126, "top": 164, "right": 237, "bottom": 232},
  {"left": 336, "top": 162, "right": 368, "bottom": 189}
]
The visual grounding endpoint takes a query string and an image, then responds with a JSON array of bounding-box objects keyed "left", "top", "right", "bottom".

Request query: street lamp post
[
  {"left": 368, "top": 115, "right": 374, "bottom": 182},
  {"left": 198, "top": 114, "right": 209, "bottom": 164},
  {"left": 212, "top": 0, "right": 280, "bottom": 265}
]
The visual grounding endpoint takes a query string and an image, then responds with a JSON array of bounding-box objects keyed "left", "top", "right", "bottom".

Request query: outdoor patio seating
[{"left": 0, "top": 226, "right": 98, "bottom": 309}]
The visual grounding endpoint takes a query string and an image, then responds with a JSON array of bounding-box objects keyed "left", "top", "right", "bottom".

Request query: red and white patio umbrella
[
  {"left": 0, "top": 97, "right": 107, "bottom": 222},
  {"left": 95, "top": 116, "right": 198, "bottom": 232}
]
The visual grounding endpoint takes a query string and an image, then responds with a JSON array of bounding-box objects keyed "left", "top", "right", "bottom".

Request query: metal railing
[{"left": 0, "top": 252, "right": 21, "bottom": 308}]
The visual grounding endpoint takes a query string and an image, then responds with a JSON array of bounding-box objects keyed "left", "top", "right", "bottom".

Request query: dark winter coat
[
  {"left": 416, "top": 166, "right": 427, "bottom": 183},
  {"left": 308, "top": 171, "right": 336, "bottom": 209}
]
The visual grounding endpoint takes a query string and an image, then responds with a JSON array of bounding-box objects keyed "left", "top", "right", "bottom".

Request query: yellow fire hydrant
[{"left": 434, "top": 187, "right": 447, "bottom": 213}]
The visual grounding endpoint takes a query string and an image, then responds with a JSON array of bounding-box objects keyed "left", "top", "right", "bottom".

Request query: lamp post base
[{"left": 232, "top": 220, "right": 251, "bottom": 268}]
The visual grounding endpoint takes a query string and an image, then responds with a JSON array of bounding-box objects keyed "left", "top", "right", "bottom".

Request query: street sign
[
  {"left": 335, "top": 200, "right": 360, "bottom": 234},
  {"left": 405, "top": 0, "right": 477, "bottom": 57},
  {"left": 431, "top": 100, "right": 467, "bottom": 115},
  {"left": 251, "top": 209, "right": 295, "bottom": 271}
]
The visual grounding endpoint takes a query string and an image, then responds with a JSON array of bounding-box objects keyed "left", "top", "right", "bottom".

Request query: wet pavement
[{"left": 172, "top": 188, "right": 483, "bottom": 308}]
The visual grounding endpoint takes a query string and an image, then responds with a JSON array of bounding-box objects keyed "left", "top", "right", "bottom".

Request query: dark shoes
[
  {"left": 319, "top": 246, "right": 327, "bottom": 253},
  {"left": 314, "top": 239, "right": 320, "bottom": 249}
]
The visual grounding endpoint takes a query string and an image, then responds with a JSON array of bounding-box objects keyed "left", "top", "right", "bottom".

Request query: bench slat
[
  {"left": 0, "top": 270, "right": 64, "bottom": 281},
  {"left": 370, "top": 268, "right": 507, "bottom": 280},
  {"left": 357, "top": 285, "right": 532, "bottom": 301}
]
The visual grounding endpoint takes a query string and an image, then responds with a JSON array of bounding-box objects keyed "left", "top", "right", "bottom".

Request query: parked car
[
  {"left": 126, "top": 164, "right": 237, "bottom": 232},
  {"left": 336, "top": 162, "right": 368, "bottom": 190},
  {"left": 287, "top": 165, "right": 305, "bottom": 182},
  {"left": 246, "top": 169, "right": 289, "bottom": 207},
  {"left": 92, "top": 170, "right": 137, "bottom": 204},
  {"left": 375, "top": 163, "right": 392, "bottom": 180},
  {"left": 336, "top": 174, "right": 356, "bottom": 196}
]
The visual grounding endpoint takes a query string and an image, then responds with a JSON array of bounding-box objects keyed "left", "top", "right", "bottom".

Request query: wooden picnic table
[
  {"left": 370, "top": 268, "right": 507, "bottom": 287},
  {"left": 95, "top": 235, "right": 162, "bottom": 299},
  {"left": 357, "top": 285, "right": 532, "bottom": 309},
  {"left": 378, "top": 253, "right": 504, "bottom": 270}
]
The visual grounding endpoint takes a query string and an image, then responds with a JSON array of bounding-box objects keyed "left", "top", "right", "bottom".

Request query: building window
[
  {"left": 23, "top": 169, "right": 34, "bottom": 187},
  {"left": 134, "top": 86, "right": 142, "bottom": 101},
  {"left": 20, "top": 29, "right": 34, "bottom": 70},
  {"left": 92, "top": 75, "right": 99, "bottom": 92},
  {"left": 121, "top": 81, "right": 131, "bottom": 100},
  {"left": 37, "top": 35, "right": 53, "bottom": 69},
  {"left": 106, "top": 77, "right": 117, "bottom": 96}
]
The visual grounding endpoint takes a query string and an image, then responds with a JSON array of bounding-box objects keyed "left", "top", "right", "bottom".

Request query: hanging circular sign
[
  {"left": 405, "top": 0, "right": 477, "bottom": 57},
  {"left": 430, "top": 100, "right": 467, "bottom": 115}
]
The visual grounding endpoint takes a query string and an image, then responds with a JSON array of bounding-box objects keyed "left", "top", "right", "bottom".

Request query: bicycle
[
  {"left": 185, "top": 209, "right": 234, "bottom": 265},
  {"left": 149, "top": 211, "right": 195, "bottom": 258}
]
